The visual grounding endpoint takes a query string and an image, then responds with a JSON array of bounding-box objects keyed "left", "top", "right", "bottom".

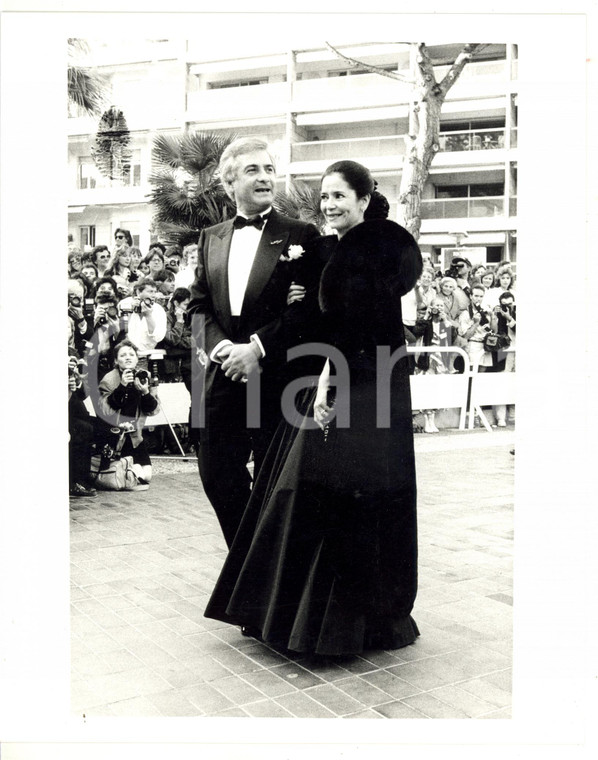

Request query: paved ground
[{"left": 70, "top": 426, "right": 515, "bottom": 719}]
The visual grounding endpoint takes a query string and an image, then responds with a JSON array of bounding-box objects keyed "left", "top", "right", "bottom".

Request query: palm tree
[
  {"left": 147, "top": 130, "right": 238, "bottom": 246},
  {"left": 67, "top": 38, "right": 108, "bottom": 117},
  {"left": 273, "top": 180, "right": 325, "bottom": 232}
]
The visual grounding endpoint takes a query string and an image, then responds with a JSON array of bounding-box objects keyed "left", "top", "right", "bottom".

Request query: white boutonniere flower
[{"left": 279, "top": 244, "right": 304, "bottom": 262}]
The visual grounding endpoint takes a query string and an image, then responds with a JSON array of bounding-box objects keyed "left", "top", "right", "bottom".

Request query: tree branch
[
  {"left": 438, "top": 43, "right": 483, "bottom": 97},
  {"left": 324, "top": 42, "right": 415, "bottom": 85}
]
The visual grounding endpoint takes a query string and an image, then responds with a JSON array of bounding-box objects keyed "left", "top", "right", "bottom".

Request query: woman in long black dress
[{"left": 205, "top": 161, "right": 423, "bottom": 655}]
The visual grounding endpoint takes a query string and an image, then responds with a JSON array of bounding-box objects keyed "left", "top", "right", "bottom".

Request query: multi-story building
[{"left": 68, "top": 40, "right": 517, "bottom": 266}]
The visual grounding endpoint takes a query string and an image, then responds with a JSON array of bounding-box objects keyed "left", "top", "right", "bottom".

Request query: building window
[
  {"left": 208, "top": 78, "right": 268, "bottom": 89},
  {"left": 78, "top": 157, "right": 97, "bottom": 190},
  {"left": 79, "top": 225, "right": 96, "bottom": 249},
  {"left": 435, "top": 183, "right": 504, "bottom": 199},
  {"left": 123, "top": 149, "right": 142, "bottom": 187}
]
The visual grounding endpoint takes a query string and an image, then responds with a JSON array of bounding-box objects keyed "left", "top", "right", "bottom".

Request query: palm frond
[{"left": 67, "top": 65, "right": 108, "bottom": 116}]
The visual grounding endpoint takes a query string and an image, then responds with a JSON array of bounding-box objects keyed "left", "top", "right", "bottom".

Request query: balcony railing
[
  {"left": 291, "top": 135, "right": 406, "bottom": 163},
  {"left": 186, "top": 81, "right": 288, "bottom": 120},
  {"left": 434, "top": 59, "right": 509, "bottom": 82},
  {"left": 439, "top": 128, "right": 505, "bottom": 152},
  {"left": 420, "top": 196, "right": 505, "bottom": 220}
]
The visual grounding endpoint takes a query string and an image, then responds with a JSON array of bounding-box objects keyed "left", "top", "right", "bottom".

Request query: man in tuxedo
[{"left": 187, "top": 137, "right": 320, "bottom": 547}]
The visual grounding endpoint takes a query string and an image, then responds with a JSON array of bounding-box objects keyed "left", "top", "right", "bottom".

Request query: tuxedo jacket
[{"left": 187, "top": 209, "right": 320, "bottom": 390}]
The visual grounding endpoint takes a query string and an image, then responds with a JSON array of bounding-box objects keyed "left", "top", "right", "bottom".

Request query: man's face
[
  {"left": 96, "top": 282, "right": 115, "bottom": 300},
  {"left": 500, "top": 297, "right": 514, "bottom": 312},
  {"left": 471, "top": 288, "right": 484, "bottom": 307},
  {"left": 96, "top": 250, "right": 111, "bottom": 267},
  {"left": 138, "top": 286, "right": 157, "bottom": 305},
  {"left": 69, "top": 255, "right": 82, "bottom": 272},
  {"left": 227, "top": 150, "right": 276, "bottom": 216}
]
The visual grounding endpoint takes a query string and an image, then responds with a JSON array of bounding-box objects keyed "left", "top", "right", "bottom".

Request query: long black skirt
[{"left": 204, "top": 377, "right": 419, "bottom": 656}]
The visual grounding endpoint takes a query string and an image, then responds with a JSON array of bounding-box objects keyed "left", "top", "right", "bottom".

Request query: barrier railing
[
  {"left": 406, "top": 346, "right": 471, "bottom": 430},
  {"left": 84, "top": 347, "right": 515, "bottom": 447}
]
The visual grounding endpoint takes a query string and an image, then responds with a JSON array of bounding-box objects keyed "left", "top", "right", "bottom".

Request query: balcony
[
  {"left": 186, "top": 81, "right": 288, "bottom": 123},
  {"left": 439, "top": 126, "right": 517, "bottom": 152},
  {"left": 420, "top": 196, "right": 505, "bottom": 220},
  {"left": 292, "top": 135, "right": 406, "bottom": 163},
  {"left": 293, "top": 73, "right": 409, "bottom": 114}
]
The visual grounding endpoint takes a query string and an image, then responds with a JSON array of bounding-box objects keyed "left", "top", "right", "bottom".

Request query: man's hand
[{"left": 221, "top": 342, "right": 261, "bottom": 382}]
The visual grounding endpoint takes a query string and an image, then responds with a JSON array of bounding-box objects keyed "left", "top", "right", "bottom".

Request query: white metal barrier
[
  {"left": 406, "top": 346, "right": 471, "bottom": 430},
  {"left": 468, "top": 349, "right": 516, "bottom": 431}
]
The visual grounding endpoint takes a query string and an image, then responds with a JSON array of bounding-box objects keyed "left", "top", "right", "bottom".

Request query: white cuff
[
  {"left": 210, "top": 339, "right": 234, "bottom": 363},
  {"left": 250, "top": 333, "right": 266, "bottom": 359}
]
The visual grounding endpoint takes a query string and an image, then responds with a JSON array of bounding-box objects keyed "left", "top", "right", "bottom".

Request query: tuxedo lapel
[
  {"left": 207, "top": 221, "right": 234, "bottom": 334},
  {"left": 240, "top": 210, "right": 289, "bottom": 319}
]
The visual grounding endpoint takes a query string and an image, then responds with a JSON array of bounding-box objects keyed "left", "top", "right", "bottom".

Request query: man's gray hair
[{"left": 219, "top": 137, "right": 277, "bottom": 187}]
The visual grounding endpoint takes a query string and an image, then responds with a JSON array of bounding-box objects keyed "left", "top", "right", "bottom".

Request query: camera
[
  {"left": 134, "top": 369, "right": 150, "bottom": 384},
  {"left": 96, "top": 294, "right": 118, "bottom": 324},
  {"left": 445, "top": 265, "right": 461, "bottom": 279},
  {"left": 134, "top": 297, "right": 154, "bottom": 314}
]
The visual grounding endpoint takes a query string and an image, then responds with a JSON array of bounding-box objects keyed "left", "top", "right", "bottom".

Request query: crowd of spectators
[
  {"left": 67, "top": 231, "right": 516, "bottom": 493},
  {"left": 67, "top": 232, "right": 201, "bottom": 496},
  {"left": 403, "top": 255, "right": 517, "bottom": 432}
]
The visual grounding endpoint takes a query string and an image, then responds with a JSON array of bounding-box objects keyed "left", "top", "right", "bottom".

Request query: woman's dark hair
[
  {"left": 94, "top": 276, "right": 118, "bottom": 297},
  {"left": 170, "top": 287, "right": 191, "bottom": 309},
  {"left": 364, "top": 189, "right": 390, "bottom": 220},
  {"left": 143, "top": 250, "right": 165, "bottom": 266},
  {"left": 114, "top": 228, "right": 133, "bottom": 246},
  {"left": 321, "top": 160, "right": 375, "bottom": 199},
  {"left": 148, "top": 242, "right": 166, "bottom": 255}
]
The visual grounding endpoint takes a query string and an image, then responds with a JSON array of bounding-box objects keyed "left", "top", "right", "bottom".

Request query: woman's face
[
  {"left": 441, "top": 280, "right": 456, "bottom": 296},
  {"left": 420, "top": 270, "right": 434, "bottom": 287},
  {"left": 499, "top": 272, "right": 512, "bottom": 289},
  {"left": 148, "top": 255, "right": 164, "bottom": 274},
  {"left": 81, "top": 265, "right": 96, "bottom": 281},
  {"left": 130, "top": 251, "right": 141, "bottom": 268},
  {"left": 176, "top": 298, "right": 190, "bottom": 311},
  {"left": 320, "top": 172, "right": 368, "bottom": 238},
  {"left": 116, "top": 346, "right": 138, "bottom": 371},
  {"left": 187, "top": 251, "right": 198, "bottom": 268},
  {"left": 431, "top": 299, "right": 446, "bottom": 317},
  {"left": 138, "top": 262, "right": 150, "bottom": 276},
  {"left": 481, "top": 272, "right": 494, "bottom": 288},
  {"left": 118, "top": 250, "right": 131, "bottom": 268}
]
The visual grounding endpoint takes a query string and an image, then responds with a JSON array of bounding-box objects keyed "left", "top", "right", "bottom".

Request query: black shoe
[
  {"left": 70, "top": 483, "right": 97, "bottom": 497},
  {"left": 241, "top": 625, "right": 262, "bottom": 641}
]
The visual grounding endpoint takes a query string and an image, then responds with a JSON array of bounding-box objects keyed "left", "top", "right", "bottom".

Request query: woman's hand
[
  {"left": 120, "top": 369, "right": 135, "bottom": 387},
  {"left": 134, "top": 375, "right": 150, "bottom": 395},
  {"left": 314, "top": 387, "right": 334, "bottom": 430},
  {"left": 287, "top": 282, "right": 306, "bottom": 306}
]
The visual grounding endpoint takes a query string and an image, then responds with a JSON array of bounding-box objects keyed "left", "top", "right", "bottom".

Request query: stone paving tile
[
  {"left": 243, "top": 699, "right": 294, "bottom": 718},
  {"left": 274, "top": 691, "right": 337, "bottom": 718},
  {"left": 401, "top": 692, "right": 471, "bottom": 719},
  {"left": 71, "top": 435, "right": 514, "bottom": 718},
  {"left": 373, "top": 700, "right": 428, "bottom": 719},
  {"left": 302, "top": 683, "right": 365, "bottom": 716}
]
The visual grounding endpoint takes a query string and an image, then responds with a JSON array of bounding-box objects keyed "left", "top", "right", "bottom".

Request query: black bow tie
[{"left": 233, "top": 214, "right": 268, "bottom": 231}]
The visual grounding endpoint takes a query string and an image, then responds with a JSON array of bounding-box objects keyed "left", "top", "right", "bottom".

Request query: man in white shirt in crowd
[{"left": 119, "top": 277, "right": 167, "bottom": 354}]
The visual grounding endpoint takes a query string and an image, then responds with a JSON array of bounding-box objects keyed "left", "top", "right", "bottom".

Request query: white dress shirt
[{"left": 210, "top": 210, "right": 271, "bottom": 363}]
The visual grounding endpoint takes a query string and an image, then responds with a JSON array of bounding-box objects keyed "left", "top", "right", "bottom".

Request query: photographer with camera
[
  {"left": 445, "top": 255, "right": 473, "bottom": 301},
  {"left": 483, "top": 290, "right": 517, "bottom": 427},
  {"left": 412, "top": 296, "right": 456, "bottom": 432},
  {"left": 68, "top": 323, "right": 97, "bottom": 498},
  {"left": 118, "top": 277, "right": 167, "bottom": 354},
  {"left": 98, "top": 339, "right": 159, "bottom": 488},
  {"left": 457, "top": 283, "right": 494, "bottom": 369},
  {"left": 90, "top": 277, "right": 126, "bottom": 381},
  {"left": 68, "top": 278, "right": 94, "bottom": 357}
]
